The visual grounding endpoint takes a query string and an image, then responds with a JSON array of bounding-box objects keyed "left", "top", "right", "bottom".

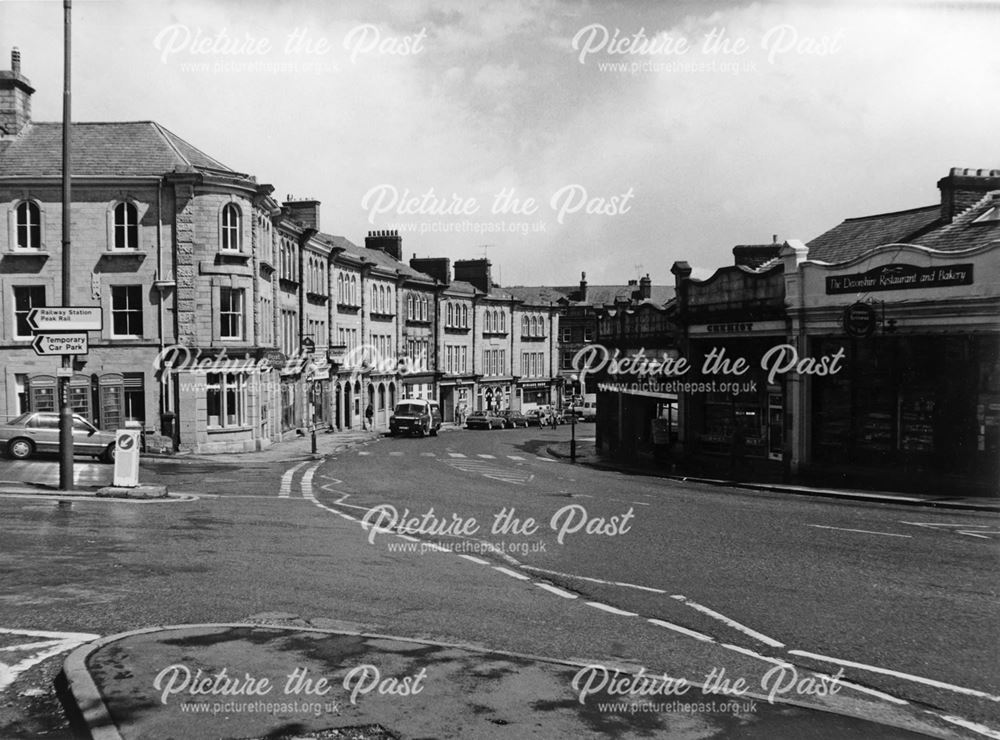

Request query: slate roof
[
  {"left": 0, "top": 121, "right": 236, "bottom": 177},
  {"left": 917, "top": 192, "right": 1000, "bottom": 252},
  {"left": 806, "top": 205, "right": 941, "bottom": 263},
  {"left": 512, "top": 284, "right": 675, "bottom": 307},
  {"left": 317, "top": 233, "right": 438, "bottom": 283}
]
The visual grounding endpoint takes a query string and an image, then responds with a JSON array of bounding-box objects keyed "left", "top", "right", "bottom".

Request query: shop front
[
  {"left": 478, "top": 381, "right": 513, "bottom": 412},
  {"left": 784, "top": 239, "right": 1000, "bottom": 493},
  {"left": 516, "top": 380, "right": 555, "bottom": 412}
]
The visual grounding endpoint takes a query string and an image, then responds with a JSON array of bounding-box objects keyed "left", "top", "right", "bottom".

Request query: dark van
[{"left": 389, "top": 400, "right": 442, "bottom": 437}]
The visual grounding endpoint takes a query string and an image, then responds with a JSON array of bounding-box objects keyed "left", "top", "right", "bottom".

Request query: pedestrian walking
[{"left": 365, "top": 402, "right": 374, "bottom": 431}]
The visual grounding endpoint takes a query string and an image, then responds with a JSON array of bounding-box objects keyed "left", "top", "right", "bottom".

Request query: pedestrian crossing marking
[
  {"left": 279, "top": 461, "right": 309, "bottom": 497},
  {"left": 477, "top": 454, "right": 496, "bottom": 459},
  {"left": 420, "top": 452, "right": 436, "bottom": 457},
  {"left": 448, "top": 452, "right": 466, "bottom": 458},
  {"left": 535, "top": 456, "right": 556, "bottom": 462},
  {"left": 441, "top": 458, "right": 533, "bottom": 485},
  {"left": 358, "top": 451, "right": 371, "bottom": 456},
  {"left": 507, "top": 455, "right": 525, "bottom": 461}
]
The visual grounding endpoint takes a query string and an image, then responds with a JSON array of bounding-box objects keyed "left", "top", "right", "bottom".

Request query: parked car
[
  {"left": 389, "top": 400, "right": 442, "bottom": 437},
  {"left": 578, "top": 399, "right": 598, "bottom": 422},
  {"left": 465, "top": 410, "right": 503, "bottom": 430},
  {"left": 0, "top": 411, "right": 117, "bottom": 463},
  {"left": 524, "top": 408, "right": 548, "bottom": 426},
  {"left": 498, "top": 410, "right": 530, "bottom": 429}
]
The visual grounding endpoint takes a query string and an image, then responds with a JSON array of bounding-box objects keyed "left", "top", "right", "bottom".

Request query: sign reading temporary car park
[
  {"left": 27, "top": 306, "right": 103, "bottom": 332},
  {"left": 31, "top": 333, "right": 89, "bottom": 356}
]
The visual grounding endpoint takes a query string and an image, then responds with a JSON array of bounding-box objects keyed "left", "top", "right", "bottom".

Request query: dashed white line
[
  {"left": 534, "top": 583, "right": 578, "bottom": 599},
  {"left": 788, "top": 649, "right": 1000, "bottom": 702},
  {"left": 521, "top": 566, "right": 667, "bottom": 594},
  {"left": 508, "top": 455, "right": 526, "bottom": 461},
  {"left": 535, "top": 456, "right": 557, "bottom": 462},
  {"left": 477, "top": 454, "right": 496, "bottom": 459},
  {"left": 586, "top": 602, "right": 637, "bottom": 617},
  {"left": 807, "top": 524, "right": 911, "bottom": 538},
  {"left": 647, "top": 618, "right": 713, "bottom": 642},
  {"left": 389, "top": 451, "right": 404, "bottom": 457},
  {"left": 458, "top": 554, "right": 490, "bottom": 565},
  {"left": 357, "top": 451, "right": 371, "bottom": 456},
  {"left": 493, "top": 566, "right": 531, "bottom": 581},
  {"left": 671, "top": 595, "right": 784, "bottom": 648},
  {"left": 420, "top": 452, "right": 436, "bottom": 457},
  {"left": 278, "top": 461, "right": 309, "bottom": 497},
  {"left": 448, "top": 452, "right": 466, "bottom": 458}
]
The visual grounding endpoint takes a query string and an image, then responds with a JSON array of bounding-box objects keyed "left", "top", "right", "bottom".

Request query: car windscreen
[
  {"left": 394, "top": 404, "right": 425, "bottom": 416},
  {"left": 7, "top": 412, "right": 32, "bottom": 425}
]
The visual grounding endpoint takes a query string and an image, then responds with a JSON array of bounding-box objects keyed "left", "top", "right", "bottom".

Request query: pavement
[
  {"left": 59, "top": 623, "right": 938, "bottom": 740},
  {"left": 545, "top": 442, "right": 1000, "bottom": 513}
]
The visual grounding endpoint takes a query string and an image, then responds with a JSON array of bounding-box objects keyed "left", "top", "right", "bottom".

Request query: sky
[{"left": 1, "top": 0, "right": 998, "bottom": 285}]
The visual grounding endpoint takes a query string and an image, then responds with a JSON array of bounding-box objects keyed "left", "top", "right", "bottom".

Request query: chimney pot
[{"left": 12, "top": 47, "right": 20, "bottom": 75}]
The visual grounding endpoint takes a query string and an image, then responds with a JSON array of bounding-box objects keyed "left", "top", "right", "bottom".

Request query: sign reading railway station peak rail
[
  {"left": 27, "top": 306, "right": 103, "bottom": 332},
  {"left": 31, "top": 333, "right": 89, "bottom": 356}
]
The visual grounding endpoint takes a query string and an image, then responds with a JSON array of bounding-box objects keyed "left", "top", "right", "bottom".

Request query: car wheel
[
  {"left": 101, "top": 443, "right": 116, "bottom": 464},
  {"left": 430, "top": 427, "right": 438, "bottom": 437},
  {"left": 7, "top": 438, "right": 33, "bottom": 460}
]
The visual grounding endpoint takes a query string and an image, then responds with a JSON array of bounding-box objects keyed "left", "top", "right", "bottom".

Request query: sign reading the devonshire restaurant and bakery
[{"left": 826, "top": 264, "right": 973, "bottom": 294}]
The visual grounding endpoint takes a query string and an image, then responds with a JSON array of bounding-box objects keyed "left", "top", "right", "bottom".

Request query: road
[{"left": 0, "top": 424, "right": 997, "bottom": 738}]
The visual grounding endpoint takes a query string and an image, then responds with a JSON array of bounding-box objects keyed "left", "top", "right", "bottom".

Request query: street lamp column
[{"left": 570, "top": 373, "right": 577, "bottom": 462}]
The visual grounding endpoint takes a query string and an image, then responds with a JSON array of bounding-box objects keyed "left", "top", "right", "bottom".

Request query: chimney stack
[
  {"left": 579, "top": 271, "right": 588, "bottom": 302},
  {"left": 0, "top": 47, "right": 35, "bottom": 139},
  {"left": 639, "top": 273, "right": 652, "bottom": 300},
  {"left": 282, "top": 197, "right": 321, "bottom": 231},
  {"left": 938, "top": 168, "right": 1000, "bottom": 222},
  {"left": 410, "top": 256, "right": 451, "bottom": 284},
  {"left": 365, "top": 229, "right": 403, "bottom": 261},
  {"left": 453, "top": 258, "right": 493, "bottom": 293}
]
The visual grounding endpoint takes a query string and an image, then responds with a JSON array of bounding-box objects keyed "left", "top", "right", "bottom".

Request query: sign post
[{"left": 59, "top": 0, "right": 73, "bottom": 491}]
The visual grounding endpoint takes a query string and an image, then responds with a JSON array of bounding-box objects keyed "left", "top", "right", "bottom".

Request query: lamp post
[{"left": 570, "top": 373, "right": 578, "bottom": 462}]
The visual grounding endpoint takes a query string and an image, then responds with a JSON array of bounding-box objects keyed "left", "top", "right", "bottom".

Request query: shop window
[
  {"left": 111, "top": 285, "right": 143, "bottom": 337},
  {"left": 13, "top": 285, "right": 46, "bottom": 338},
  {"left": 15, "top": 201, "right": 42, "bottom": 250},
  {"left": 123, "top": 373, "right": 146, "bottom": 423},
  {"left": 207, "top": 373, "right": 247, "bottom": 428},
  {"left": 113, "top": 202, "right": 139, "bottom": 250}
]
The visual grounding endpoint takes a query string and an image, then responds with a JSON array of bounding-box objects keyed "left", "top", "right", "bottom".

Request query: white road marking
[
  {"left": 458, "top": 554, "right": 489, "bottom": 565},
  {"left": 788, "top": 650, "right": 1000, "bottom": 702},
  {"left": 0, "top": 628, "right": 99, "bottom": 693},
  {"left": 835, "top": 679, "right": 910, "bottom": 705},
  {"left": 586, "top": 602, "right": 637, "bottom": 617},
  {"left": 534, "top": 583, "right": 578, "bottom": 599},
  {"left": 522, "top": 566, "right": 667, "bottom": 594},
  {"left": 278, "top": 461, "right": 309, "bottom": 498},
  {"left": 420, "top": 452, "right": 436, "bottom": 457},
  {"left": 535, "top": 456, "right": 557, "bottom": 462},
  {"left": 507, "top": 455, "right": 526, "bottom": 461},
  {"left": 719, "top": 643, "right": 788, "bottom": 666},
  {"left": 671, "top": 595, "right": 785, "bottom": 648},
  {"left": 448, "top": 452, "right": 466, "bottom": 458},
  {"left": 647, "top": 618, "right": 713, "bottom": 642},
  {"left": 300, "top": 461, "right": 322, "bottom": 501},
  {"left": 933, "top": 714, "right": 1000, "bottom": 739},
  {"left": 477, "top": 454, "right": 496, "bottom": 459},
  {"left": 357, "top": 451, "right": 371, "bottom": 456},
  {"left": 389, "top": 451, "right": 404, "bottom": 457},
  {"left": 494, "top": 566, "right": 530, "bottom": 581},
  {"left": 807, "top": 524, "right": 912, "bottom": 538},
  {"left": 900, "top": 522, "right": 1000, "bottom": 540}
]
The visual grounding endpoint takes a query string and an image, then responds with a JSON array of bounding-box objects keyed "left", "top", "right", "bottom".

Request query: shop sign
[
  {"left": 691, "top": 321, "right": 785, "bottom": 336},
  {"left": 826, "top": 263, "right": 973, "bottom": 294},
  {"left": 520, "top": 381, "right": 548, "bottom": 389},
  {"left": 842, "top": 302, "right": 877, "bottom": 338}
]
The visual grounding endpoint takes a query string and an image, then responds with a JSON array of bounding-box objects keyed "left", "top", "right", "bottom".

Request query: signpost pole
[{"left": 58, "top": 0, "right": 73, "bottom": 491}]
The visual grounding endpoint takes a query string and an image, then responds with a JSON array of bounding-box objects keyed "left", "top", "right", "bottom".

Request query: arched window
[
  {"left": 113, "top": 202, "right": 139, "bottom": 250},
  {"left": 221, "top": 203, "right": 241, "bottom": 251},
  {"left": 407, "top": 294, "right": 414, "bottom": 319},
  {"left": 485, "top": 310, "right": 493, "bottom": 333},
  {"left": 447, "top": 303, "right": 454, "bottom": 326},
  {"left": 338, "top": 273, "right": 345, "bottom": 302},
  {"left": 351, "top": 275, "right": 358, "bottom": 305},
  {"left": 499, "top": 311, "right": 506, "bottom": 332},
  {"left": 421, "top": 296, "right": 428, "bottom": 321},
  {"left": 15, "top": 201, "right": 41, "bottom": 250},
  {"left": 522, "top": 316, "right": 529, "bottom": 336},
  {"left": 530, "top": 316, "right": 537, "bottom": 336},
  {"left": 461, "top": 305, "right": 468, "bottom": 328}
]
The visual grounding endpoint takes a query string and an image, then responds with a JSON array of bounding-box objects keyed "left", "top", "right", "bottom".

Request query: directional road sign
[
  {"left": 31, "top": 333, "right": 89, "bottom": 356},
  {"left": 27, "top": 306, "right": 102, "bottom": 332}
]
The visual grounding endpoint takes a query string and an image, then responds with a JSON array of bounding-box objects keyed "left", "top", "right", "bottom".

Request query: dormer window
[
  {"left": 15, "top": 201, "right": 41, "bottom": 250},
  {"left": 221, "top": 203, "right": 242, "bottom": 251},
  {"left": 972, "top": 204, "right": 1000, "bottom": 224},
  {"left": 113, "top": 202, "right": 139, "bottom": 249}
]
